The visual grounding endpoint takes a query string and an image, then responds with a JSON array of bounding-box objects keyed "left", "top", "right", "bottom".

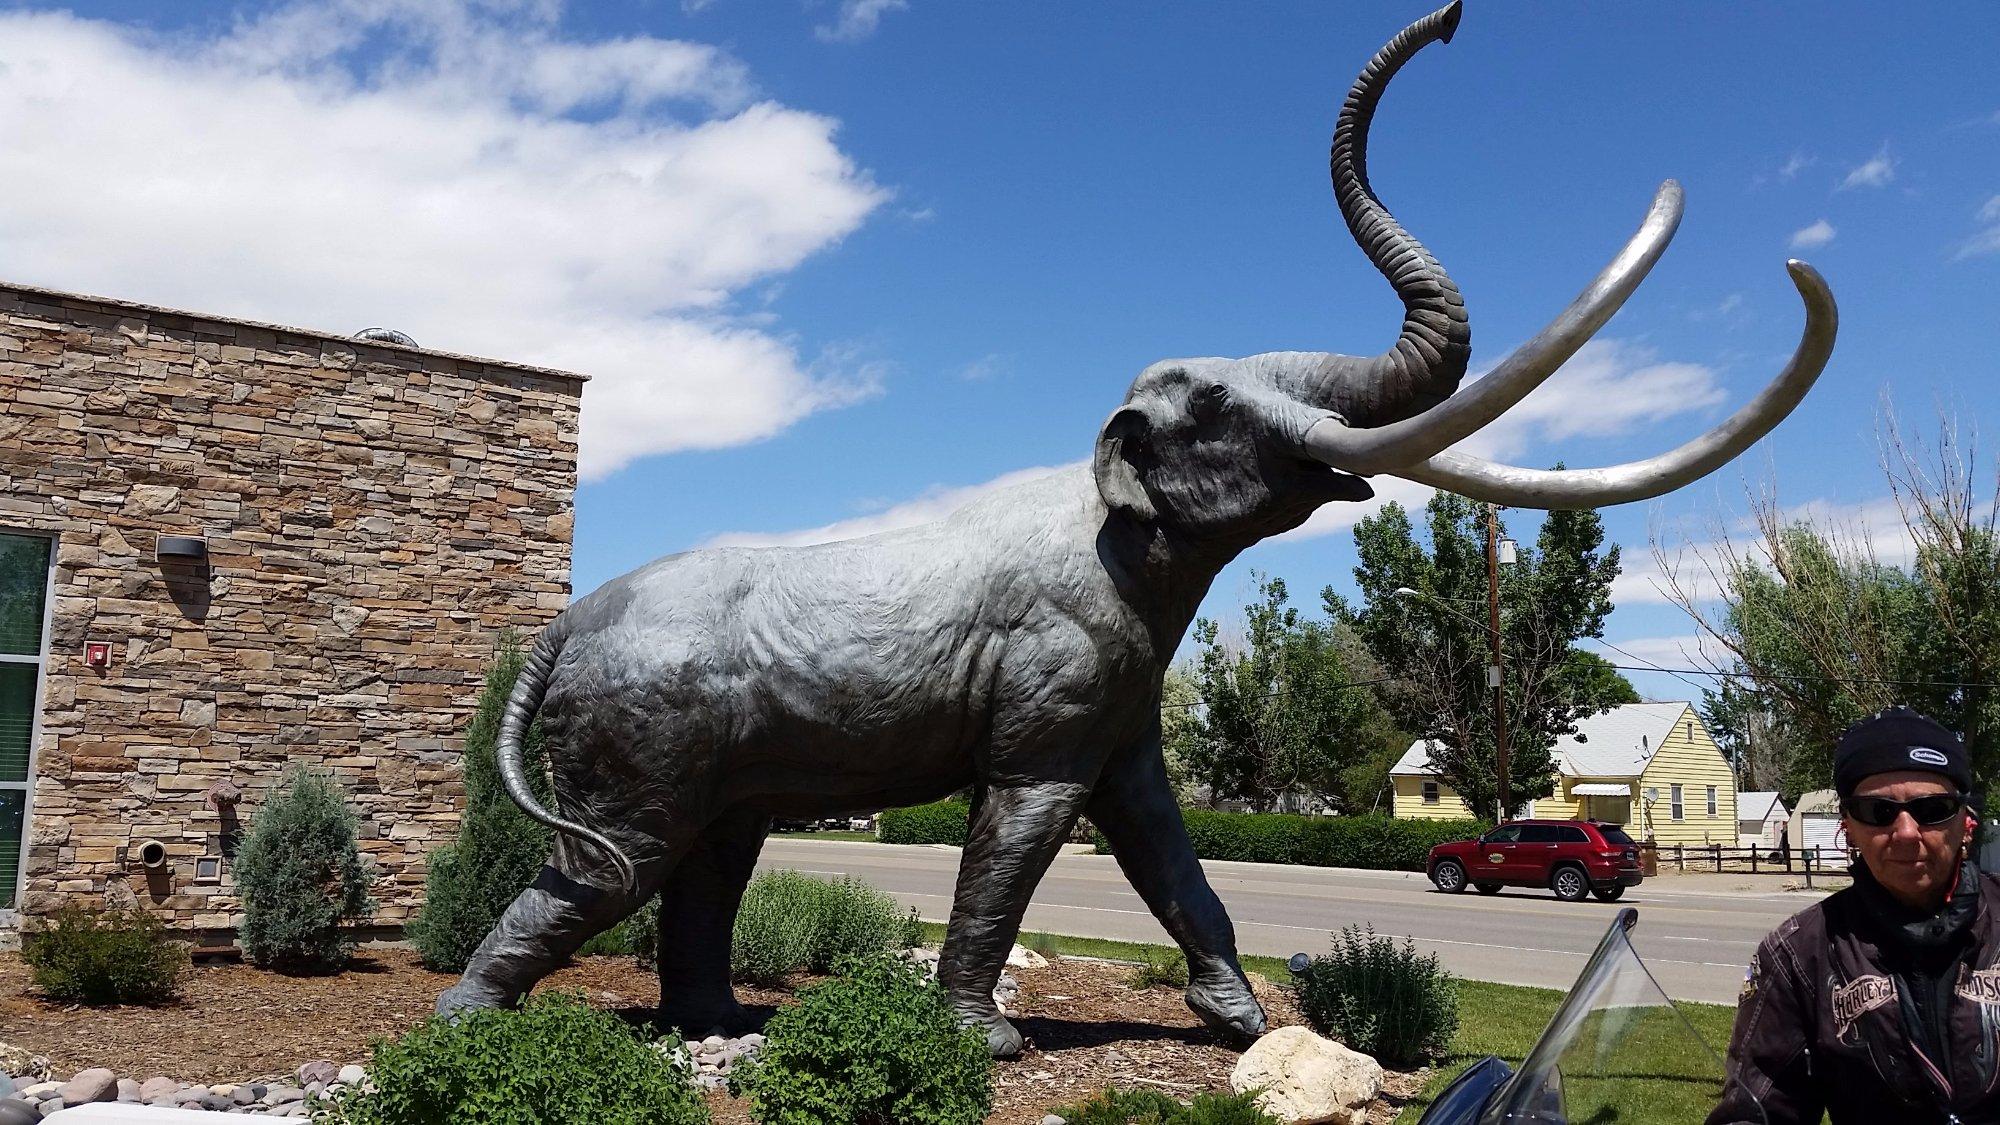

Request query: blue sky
[{"left": 4, "top": 0, "right": 1997, "bottom": 703}]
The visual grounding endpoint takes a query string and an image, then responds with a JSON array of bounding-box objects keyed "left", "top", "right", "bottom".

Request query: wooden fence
[{"left": 1643, "top": 842, "right": 1852, "bottom": 887}]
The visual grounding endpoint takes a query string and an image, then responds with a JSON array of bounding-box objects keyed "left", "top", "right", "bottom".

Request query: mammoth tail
[{"left": 495, "top": 628, "right": 637, "bottom": 898}]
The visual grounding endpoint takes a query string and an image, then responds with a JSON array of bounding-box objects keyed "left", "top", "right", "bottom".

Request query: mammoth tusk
[
  {"left": 1390, "top": 260, "right": 1837, "bottom": 509},
  {"left": 1304, "top": 180, "right": 1684, "bottom": 475}
]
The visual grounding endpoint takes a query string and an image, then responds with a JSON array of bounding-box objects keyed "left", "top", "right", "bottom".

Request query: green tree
[
  {"left": 1181, "top": 574, "right": 1404, "bottom": 814},
  {"left": 1345, "top": 493, "right": 1629, "bottom": 818},
  {"left": 1158, "top": 665, "right": 1203, "bottom": 805},
  {"left": 233, "top": 767, "right": 373, "bottom": 972},
  {"left": 408, "top": 637, "right": 555, "bottom": 972},
  {"left": 1660, "top": 412, "right": 2000, "bottom": 799}
]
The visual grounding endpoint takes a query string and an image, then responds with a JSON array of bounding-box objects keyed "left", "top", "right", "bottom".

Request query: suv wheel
[
  {"left": 1550, "top": 864, "right": 1590, "bottom": 902},
  {"left": 1591, "top": 885, "right": 1626, "bottom": 902},
  {"left": 1432, "top": 859, "right": 1468, "bottom": 894}
]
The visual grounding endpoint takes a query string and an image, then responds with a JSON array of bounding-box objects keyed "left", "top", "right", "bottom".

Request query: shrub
[
  {"left": 577, "top": 894, "right": 660, "bottom": 966},
  {"left": 730, "top": 870, "right": 915, "bottom": 986},
  {"left": 1291, "top": 924, "right": 1458, "bottom": 1067},
  {"left": 317, "top": 991, "right": 709, "bottom": 1125},
  {"left": 1096, "top": 811, "right": 1487, "bottom": 873},
  {"left": 1056, "top": 1088, "right": 1280, "bottom": 1124},
  {"left": 1128, "top": 948, "right": 1189, "bottom": 991},
  {"left": 408, "top": 637, "right": 555, "bottom": 973},
  {"left": 233, "top": 767, "right": 372, "bottom": 972},
  {"left": 729, "top": 954, "right": 990, "bottom": 1125},
  {"left": 1021, "top": 930, "right": 1062, "bottom": 960},
  {"left": 21, "top": 903, "right": 186, "bottom": 1006},
  {"left": 876, "top": 800, "right": 970, "bottom": 846}
]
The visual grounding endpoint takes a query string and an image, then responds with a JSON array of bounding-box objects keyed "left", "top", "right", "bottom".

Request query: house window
[
  {"left": 0, "top": 531, "right": 55, "bottom": 912},
  {"left": 1422, "top": 780, "right": 1440, "bottom": 805},
  {"left": 1707, "top": 786, "right": 1718, "bottom": 817},
  {"left": 1671, "top": 784, "right": 1685, "bottom": 821}
]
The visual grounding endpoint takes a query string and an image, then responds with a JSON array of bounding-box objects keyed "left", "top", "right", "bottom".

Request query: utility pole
[{"left": 1486, "top": 503, "right": 1511, "bottom": 820}]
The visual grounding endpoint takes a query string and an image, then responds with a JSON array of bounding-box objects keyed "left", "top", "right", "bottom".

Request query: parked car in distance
[{"left": 1428, "top": 820, "right": 1644, "bottom": 902}]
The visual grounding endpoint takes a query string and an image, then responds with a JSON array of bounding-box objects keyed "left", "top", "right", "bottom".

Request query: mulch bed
[{"left": 0, "top": 948, "right": 1424, "bottom": 1123}]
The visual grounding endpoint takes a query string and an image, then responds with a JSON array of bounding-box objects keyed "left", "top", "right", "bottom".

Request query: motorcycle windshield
[{"left": 1480, "top": 907, "right": 1759, "bottom": 1125}]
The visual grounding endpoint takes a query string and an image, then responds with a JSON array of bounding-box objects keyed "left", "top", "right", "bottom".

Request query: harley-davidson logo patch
[
  {"left": 1833, "top": 975, "right": 1897, "bottom": 1039},
  {"left": 1959, "top": 967, "right": 2000, "bottom": 1006}
]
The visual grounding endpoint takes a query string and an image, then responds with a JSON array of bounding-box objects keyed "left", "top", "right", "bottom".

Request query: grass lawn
[
  {"left": 911, "top": 923, "right": 1738, "bottom": 1124},
  {"left": 769, "top": 830, "right": 879, "bottom": 842}
]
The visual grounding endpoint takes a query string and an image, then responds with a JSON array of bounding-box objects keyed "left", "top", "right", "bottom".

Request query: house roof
[
  {"left": 1739, "top": 791, "right": 1787, "bottom": 821},
  {"left": 1392, "top": 701, "right": 1697, "bottom": 781}
]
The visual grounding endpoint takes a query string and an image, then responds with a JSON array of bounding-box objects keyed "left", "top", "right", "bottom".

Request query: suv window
[
  {"left": 1556, "top": 826, "right": 1590, "bottom": 843},
  {"left": 1518, "top": 825, "right": 1560, "bottom": 843},
  {"left": 1597, "top": 825, "right": 1637, "bottom": 846},
  {"left": 1482, "top": 825, "right": 1522, "bottom": 844}
]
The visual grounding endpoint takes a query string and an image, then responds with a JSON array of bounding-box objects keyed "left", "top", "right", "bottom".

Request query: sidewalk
[{"left": 1643, "top": 869, "right": 1845, "bottom": 898}]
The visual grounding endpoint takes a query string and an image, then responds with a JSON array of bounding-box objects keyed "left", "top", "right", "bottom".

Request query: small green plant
[
  {"left": 316, "top": 991, "right": 708, "bottom": 1125},
  {"left": 729, "top": 954, "right": 990, "bottom": 1125},
  {"left": 233, "top": 767, "right": 373, "bottom": 972},
  {"left": 408, "top": 638, "right": 553, "bottom": 973},
  {"left": 898, "top": 907, "right": 927, "bottom": 951},
  {"left": 1128, "top": 948, "right": 1189, "bottom": 991},
  {"left": 1056, "top": 1087, "right": 1280, "bottom": 1124},
  {"left": 1022, "top": 930, "right": 1063, "bottom": 960},
  {"left": 730, "top": 870, "right": 913, "bottom": 985},
  {"left": 21, "top": 903, "right": 186, "bottom": 1006},
  {"left": 1292, "top": 924, "right": 1458, "bottom": 1067},
  {"left": 577, "top": 894, "right": 660, "bottom": 965}
]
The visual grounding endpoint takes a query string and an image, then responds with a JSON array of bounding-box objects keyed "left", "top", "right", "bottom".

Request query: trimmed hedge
[
  {"left": 876, "top": 800, "right": 970, "bottom": 846},
  {"left": 1095, "top": 811, "right": 1488, "bottom": 872}
]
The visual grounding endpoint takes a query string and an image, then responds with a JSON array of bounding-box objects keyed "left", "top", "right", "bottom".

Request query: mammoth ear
[{"left": 1093, "top": 404, "right": 1157, "bottom": 521}]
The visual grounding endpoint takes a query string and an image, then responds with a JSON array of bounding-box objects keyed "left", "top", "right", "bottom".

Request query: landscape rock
[
  {"left": 1230, "top": 1026, "right": 1383, "bottom": 1125},
  {"left": 116, "top": 1077, "right": 141, "bottom": 1101},
  {"left": 0, "top": 1044, "right": 51, "bottom": 1083},
  {"left": 297, "top": 1060, "right": 338, "bottom": 1087},
  {"left": 139, "top": 1076, "right": 180, "bottom": 1101},
  {"left": 18, "top": 1080, "right": 62, "bottom": 1102},
  {"left": 1008, "top": 944, "right": 1050, "bottom": 969}
]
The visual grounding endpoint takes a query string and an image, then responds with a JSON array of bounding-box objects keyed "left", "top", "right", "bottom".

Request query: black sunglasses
[{"left": 1842, "top": 793, "right": 1965, "bottom": 829}]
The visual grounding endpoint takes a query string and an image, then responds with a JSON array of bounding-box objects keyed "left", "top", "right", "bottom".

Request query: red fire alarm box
[{"left": 83, "top": 641, "right": 111, "bottom": 670}]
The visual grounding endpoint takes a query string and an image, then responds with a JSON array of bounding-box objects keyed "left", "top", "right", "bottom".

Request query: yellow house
[{"left": 1389, "top": 701, "right": 1739, "bottom": 847}]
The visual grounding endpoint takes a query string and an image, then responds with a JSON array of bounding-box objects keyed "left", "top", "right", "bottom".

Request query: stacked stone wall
[{"left": 0, "top": 283, "right": 582, "bottom": 935}]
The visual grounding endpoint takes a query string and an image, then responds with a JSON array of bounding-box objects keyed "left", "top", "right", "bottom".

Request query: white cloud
[
  {"left": 704, "top": 461, "right": 1081, "bottom": 548},
  {"left": 957, "top": 354, "right": 1006, "bottom": 382},
  {"left": 0, "top": 1, "right": 890, "bottom": 480},
  {"left": 1789, "top": 219, "right": 1837, "bottom": 250},
  {"left": 1753, "top": 150, "right": 1815, "bottom": 188},
  {"left": 815, "top": 0, "right": 908, "bottom": 43},
  {"left": 1955, "top": 194, "right": 2000, "bottom": 261},
  {"left": 1463, "top": 338, "right": 1725, "bottom": 449},
  {"left": 1838, "top": 143, "right": 1896, "bottom": 190},
  {"left": 1617, "top": 495, "right": 1918, "bottom": 608}
]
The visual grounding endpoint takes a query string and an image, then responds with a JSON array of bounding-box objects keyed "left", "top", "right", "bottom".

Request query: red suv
[{"left": 1427, "top": 819, "right": 1644, "bottom": 902}]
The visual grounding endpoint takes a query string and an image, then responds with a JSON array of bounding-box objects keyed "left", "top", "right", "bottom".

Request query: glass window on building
[
  {"left": 1670, "top": 783, "right": 1685, "bottom": 821},
  {"left": 0, "top": 532, "right": 53, "bottom": 911},
  {"left": 1707, "top": 785, "right": 1718, "bottom": 817},
  {"left": 1422, "top": 780, "right": 1439, "bottom": 804}
]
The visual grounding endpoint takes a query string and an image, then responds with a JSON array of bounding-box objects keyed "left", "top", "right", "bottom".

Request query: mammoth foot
[
  {"left": 1186, "top": 967, "right": 1267, "bottom": 1046},
  {"left": 658, "top": 997, "right": 759, "bottom": 1039},
  {"left": 954, "top": 1002, "right": 1026, "bottom": 1059},
  {"left": 435, "top": 979, "right": 513, "bottom": 1017}
]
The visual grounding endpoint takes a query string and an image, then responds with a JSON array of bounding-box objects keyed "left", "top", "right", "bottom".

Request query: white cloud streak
[
  {"left": 815, "top": 0, "right": 908, "bottom": 43},
  {"left": 1789, "top": 219, "right": 1837, "bottom": 250},
  {"left": 0, "top": 0, "right": 890, "bottom": 481},
  {"left": 1838, "top": 143, "right": 1896, "bottom": 190},
  {"left": 703, "top": 461, "right": 1082, "bottom": 548},
  {"left": 1616, "top": 495, "right": 1917, "bottom": 608},
  {"left": 1955, "top": 194, "right": 2000, "bottom": 261}
]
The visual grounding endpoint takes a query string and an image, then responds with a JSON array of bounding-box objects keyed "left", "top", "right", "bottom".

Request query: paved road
[{"left": 759, "top": 838, "right": 1818, "bottom": 1005}]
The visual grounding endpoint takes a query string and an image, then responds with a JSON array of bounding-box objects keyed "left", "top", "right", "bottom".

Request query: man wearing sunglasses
[{"left": 1711, "top": 706, "right": 1996, "bottom": 1125}]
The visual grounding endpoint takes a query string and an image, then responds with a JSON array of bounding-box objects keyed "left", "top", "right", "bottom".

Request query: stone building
[{"left": 0, "top": 281, "right": 583, "bottom": 939}]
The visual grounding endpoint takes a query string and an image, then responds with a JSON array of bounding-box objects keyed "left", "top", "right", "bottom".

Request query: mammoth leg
[
  {"left": 436, "top": 830, "right": 675, "bottom": 1015},
  {"left": 1089, "top": 730, "right": 1267, "bottom": 1045},
  {"left": 939, "top": 780, "right": 1091, "bottom": 1058},
  {"left": 655, "top": 804, "right": 771, "bottom": 1036}
]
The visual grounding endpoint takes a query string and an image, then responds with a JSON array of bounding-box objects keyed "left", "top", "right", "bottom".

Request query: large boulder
[
  {"left": 58, "top": 1067, "right": 119, "bottom": 1105},
  {"left": 1230, "top": 1026, "right": 1383, "bottom": 1125}
]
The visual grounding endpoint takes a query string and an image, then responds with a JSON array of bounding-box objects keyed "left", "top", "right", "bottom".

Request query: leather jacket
[{"left": 1710, "top": 861, "right": 2000, "bottom": 1125}]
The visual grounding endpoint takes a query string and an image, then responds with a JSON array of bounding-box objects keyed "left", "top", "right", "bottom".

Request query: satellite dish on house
[{"left": 353, "top": 327, "right": 419, "bottom": 347}]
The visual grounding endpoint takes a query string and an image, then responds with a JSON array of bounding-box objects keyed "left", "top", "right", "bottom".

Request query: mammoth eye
[{"left": 1192, "top": 383, "right": 1230, "bottom": 422}]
